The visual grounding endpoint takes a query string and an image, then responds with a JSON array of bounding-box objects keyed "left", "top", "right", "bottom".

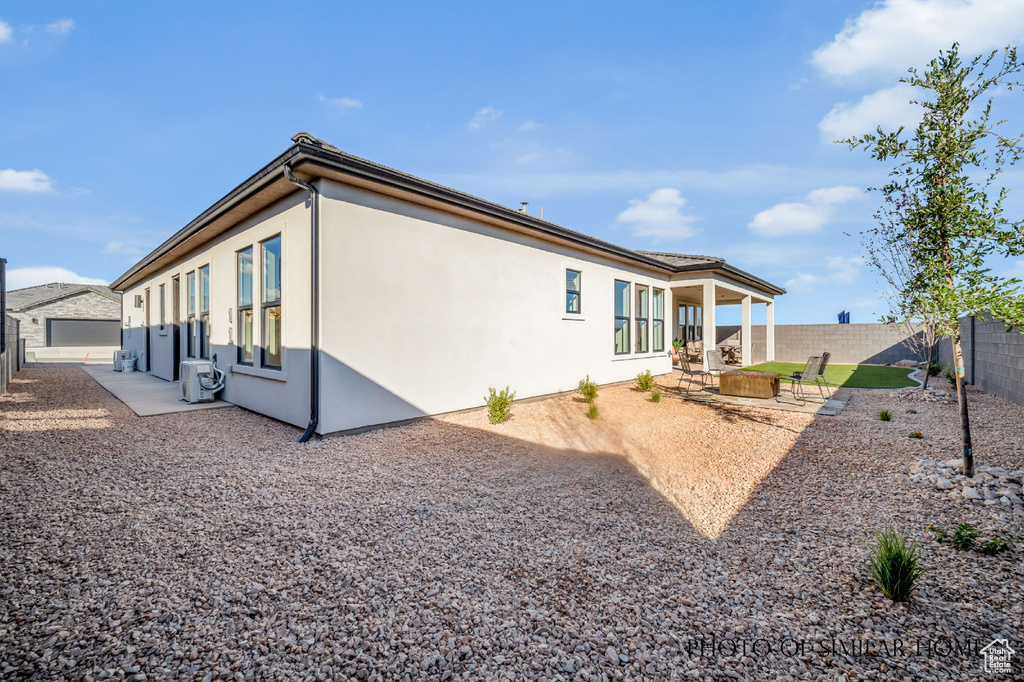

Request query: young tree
[
  {"left": 861, "top": 184, "right": 941, "bottom": 388},
  {"left": 844, "top": 44, "right": 1024, "bottom": 477}
]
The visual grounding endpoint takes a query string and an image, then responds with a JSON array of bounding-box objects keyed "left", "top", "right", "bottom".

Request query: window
[
  {"left": 565, "top": 269, "right": 581, "bottom": 314},
  {"left": 237, "top": 247, "right": 254, "bottom": 365},
  {"left": 635, "top": 286, "right": 649, "bottom": 353},
  {"left": 186, "top": 271, "right": 196, "bottom": 358},
  {"left": 613, "top": 280, "right": 630, "bottom": 355},
  {"left": 261, "top": 235, "right": 282, "bottom": 369},
  {"left": 653, "top": 289, "right": 664, "bottom": 352},
  {"left": 159, "top": 284, "right": 166, "bottom": 329},
  {"left": 199, "top": 265, "right": 210, "bottom": 359}
]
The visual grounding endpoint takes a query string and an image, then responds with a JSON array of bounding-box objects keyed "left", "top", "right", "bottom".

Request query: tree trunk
[
  {"left": 949, "top": 329, "right": 974, "bottom": 477},
  {"left": 922, "top": 335, "right": 933, "bottom": 389}
]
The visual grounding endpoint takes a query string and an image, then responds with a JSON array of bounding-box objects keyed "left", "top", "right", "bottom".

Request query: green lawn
[{"left": 741, "top": 362, "right": 919, "bottom": 389}]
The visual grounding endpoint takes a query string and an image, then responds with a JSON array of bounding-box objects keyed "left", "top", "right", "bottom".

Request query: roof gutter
[{"left": 282, "top": 165, "right": 320, "bottom": 443}]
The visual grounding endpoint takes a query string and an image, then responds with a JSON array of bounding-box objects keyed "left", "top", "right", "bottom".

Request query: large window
[
  {"left": 237, "top": 247, "right": 254, "bottom": 365},
  {"left": 635, "top": 286, "right": 649, "bottom": 353},
  {"left": 186, "top": 271, "right": 196, "bottom": 358},
  {"left": 565, "top": 269, "right": 581, "bottom": 314},
  {"left": 199, "top": 265, "right": 210, "bottom": 359},
  {"left": 613, "top": 280, "right": 630, "bottom": 355},
  {"left": 653, "top": 289, "right": 664, "bottom": 352},
  {"left": 261, "top": 235, "right": 282, "bottom": 369}
]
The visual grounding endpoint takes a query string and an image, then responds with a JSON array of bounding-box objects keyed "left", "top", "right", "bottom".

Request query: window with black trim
[
  {"left": 565, "top": 269, "right": 581, "bottom": 314},
  {"left": 652, "top": 288, "right": 664, "bottom": 352},
  {"left": 635, "top": 285, "right": 649, "bottom": 353},
  {"left": 613, "top": 280, "right": 630, "bottom": 355},
  {"left": 199, "top": 265, "right": 210, "bottom": 359},
  {"left": 261, "top": 235, "right": 282, "bottom": 369},
  {"left": 159, "top": 284, "right": 166, "bottom": 330},
  {"left": 186, "top": 271, "right": 196, "bottom": 358},
  {"left": 237, "top": 247, "right": 254, "bottom": 365}
]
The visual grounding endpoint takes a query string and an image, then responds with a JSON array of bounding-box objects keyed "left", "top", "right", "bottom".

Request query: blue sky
[{"left": 2, "top": 1, "right": 1024, "bottom": 324}]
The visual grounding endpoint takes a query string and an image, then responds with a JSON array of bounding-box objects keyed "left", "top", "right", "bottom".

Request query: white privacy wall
[{"left": 316, "top": 180, "right": 673, "bottom": 434}]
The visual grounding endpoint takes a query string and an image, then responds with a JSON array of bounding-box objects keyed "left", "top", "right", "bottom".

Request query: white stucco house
[{"left": 112, "top": 133, "right": 783, "bottom": 438}]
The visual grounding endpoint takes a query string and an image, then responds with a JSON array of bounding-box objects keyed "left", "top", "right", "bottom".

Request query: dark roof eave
[
  {"left": 111, "top": 140, "right": 786, "bottom": 297},
  {"left": 110, "top": 146, "right": 303, "bottom": 290}
]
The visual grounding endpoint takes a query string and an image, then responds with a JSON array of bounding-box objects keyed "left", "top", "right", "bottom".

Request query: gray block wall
[
  {"left": 714, "top": 323, "right": 925, "bottom": 365},
  {"left": 10, "top": 291, "right": 121, "bottom": 348},
  {"left": 937, "top": 315, "right": 1024, "bottom": 407},
  {"left": 1, "top": 315, "right": 19, "bottom": 394}
]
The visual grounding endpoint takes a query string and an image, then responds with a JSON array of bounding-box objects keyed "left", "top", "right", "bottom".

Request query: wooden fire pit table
[{"left": 718, "top": 370, "right": 781, "bottom": 399}]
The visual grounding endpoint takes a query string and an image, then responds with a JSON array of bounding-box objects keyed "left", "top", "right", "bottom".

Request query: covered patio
[{"left": 669, "top": 275, "right": 777, "bottom": 367}]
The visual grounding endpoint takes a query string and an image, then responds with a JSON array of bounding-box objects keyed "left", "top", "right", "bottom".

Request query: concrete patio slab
[
  {"left": 669, "top": 375, "right": 851, "bottom": 416},
  {"left": 82, "top": 364, "right": 233, "bottom": 417}
]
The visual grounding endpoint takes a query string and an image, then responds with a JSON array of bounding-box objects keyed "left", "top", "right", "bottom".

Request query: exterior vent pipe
[{"left": 283, "top": 165, "right": 320, "bottom": 442}]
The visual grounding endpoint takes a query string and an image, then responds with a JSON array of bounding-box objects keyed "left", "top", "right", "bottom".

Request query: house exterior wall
[
  {"left": 121, "top": 192, "right": 313, "bottom": 428},
  {"left": 11, "top": 291, "right": 121, "bottom": 348},
  {"left": 316, "top": 180, "right": 673, "bottom": 434}
]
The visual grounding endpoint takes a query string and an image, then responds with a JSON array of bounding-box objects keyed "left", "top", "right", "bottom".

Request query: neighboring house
[
  {"left": 112, "top": 133, "right": 784, "bottom": 437},
  {"left": 6, "top": 283, "right": 121, "bottom": 349}
]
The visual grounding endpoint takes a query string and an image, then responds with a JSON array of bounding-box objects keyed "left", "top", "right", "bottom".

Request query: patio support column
[
  {"left": 702, "top": 281, "right": 716, "bottom": 365},
  {"left": 741, "top": 295, "right": 752, "bottom": 367},
  {"left": 766, "top": 300, "right": 776, "bottom": 362}
]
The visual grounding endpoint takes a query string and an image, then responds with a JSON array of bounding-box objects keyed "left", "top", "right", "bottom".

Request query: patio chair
[
  {"left": 676, "top": 354, "right": 712, "bottom": 394},
  {"left": 685, "top": 340, "right": 703, "bottom": 363},
  {"left": 705, "top": 349, "right": 727, "bottom": 388},
  {"left": 783, "top": 355, "right": 825, "bottom": 403},
  {"left": 792, "top": 352, "right": 833, "bottom": 399}
]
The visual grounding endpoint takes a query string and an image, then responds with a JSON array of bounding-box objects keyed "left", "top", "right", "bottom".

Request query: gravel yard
[{"left": 1, "top": 366, "right": 1022, "bottom": 680}]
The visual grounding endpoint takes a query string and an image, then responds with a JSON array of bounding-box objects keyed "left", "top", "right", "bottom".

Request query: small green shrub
[
  {"left": 587, "top": 403, "right": 599, "bottom": 420},
  {"left": 651, "top": 390, "right": 662, "bottom": 403},
  {"left": 977, "top": 536, "right": 1015, "bottom": 555},
  {"left": 943, "top": 364, "right": 956, "bottom": 386},
  {"left": 950, "top": 523, "right": 979, "bottom": 551},
  {"left": 930, "top": 524, "right": 1018, "bottom": 555},
  {"left": 635, "top": 370, "right": 655, "bottom": 392},
  {"left": 928, "top": 363, "right": 941, "bottom": 377},
  {"left": 577, "top": 375, "right": 599, "bottom": 404},
  {"left": 867, "top": 526, "right": 927, "bottom": 602},
  {"left": 908, "top": 431, "right": 923, "bottom": 439},
  {"left": 906, "top": 408, "right": 917, "bottom": 414},
  {"left": 879, "top": 409, "right": 893, "bottom": 422},
  {"left": 485, "top": 386, "right": 516, "bottom": 424}
]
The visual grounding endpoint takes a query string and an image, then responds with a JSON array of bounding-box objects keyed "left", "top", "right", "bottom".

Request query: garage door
[{"left": 45, "top": 319, "right": 121, "bottom": 347}]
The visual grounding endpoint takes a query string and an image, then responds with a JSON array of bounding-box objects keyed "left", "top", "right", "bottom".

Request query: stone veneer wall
[
  {"left": 10, "top": 291, "right": 121, "bottom": 348},
  {"left": 714, "top": 323, "right": 925, "bottom": 366},
  {"left": 937, "top": 315, "right": 1024, "bottom": 407}
]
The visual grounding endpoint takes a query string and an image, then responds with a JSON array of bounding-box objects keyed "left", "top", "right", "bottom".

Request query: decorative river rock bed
[{"left": 901, "top": 458, "right": 1024, "bottom": 508}]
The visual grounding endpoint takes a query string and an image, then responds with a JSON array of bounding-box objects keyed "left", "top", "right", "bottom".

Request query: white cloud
[
  {"left": 102, "top": 241, "right": 144, "bottom": 257},
  {"left": 46, "top": 18, "right": 75, "bottom": 35},
  {"left": 827, "top": 255, "right": 866, "bottom": 283},
  {"left": 0, "top": 169, "right": 53, "bottom": 193},
  {"left": 0, "top": 20, "right": 12, "bottom": 43},
  {"left": 784, "top": 256, "right": 865, "bottom": 292},
  {"left": 812, "top": 0, "right": 1024, "bottom": 79},
  {"left": 615, "top": 188, "right": 699, "bottom": 240},
  {"left": 469, "top": 105, "right": 503, "bottom": 130},
  {"left": 516, "top": 120, "right": 542, "bottom": 132},
  {"left": 314, "top": 94, "right": 363, "bottom": 112},
  {"left": 1007, "top": 259, "right": 1024, "bottom": 278},
  {"left": 748, "top": 185, "right": 861, "bottom": 237},
  {"left": 784, "top": 273, "right": 823, "bottom": 292},
  {"left": 818, "top": 84, "right": 921, "bottom": 140},
  {"left": 6, "top": 267, "right": 108, "bottom": 290}
]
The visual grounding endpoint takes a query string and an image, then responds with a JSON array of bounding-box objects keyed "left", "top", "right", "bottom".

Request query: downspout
[{"left": 283, "top": 165, "right": 320, "bottom": 442}]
